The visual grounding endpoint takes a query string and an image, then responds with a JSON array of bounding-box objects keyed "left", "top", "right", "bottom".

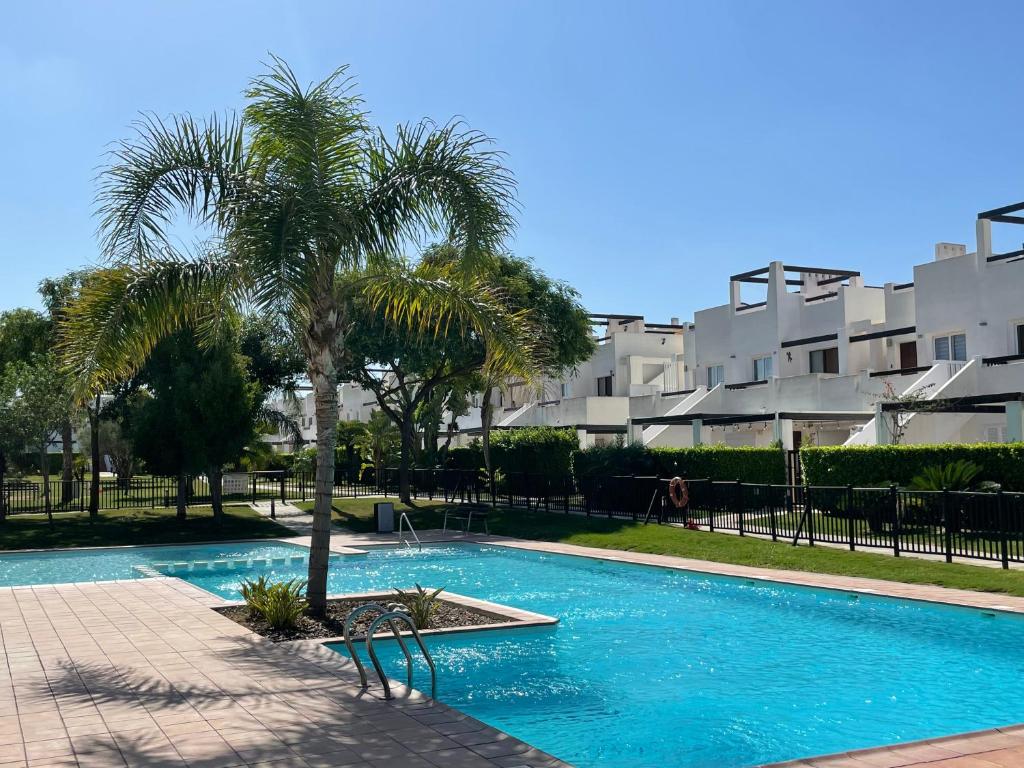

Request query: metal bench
[{"left": 442, "top": 507, "right": 490, "bottom": 534}]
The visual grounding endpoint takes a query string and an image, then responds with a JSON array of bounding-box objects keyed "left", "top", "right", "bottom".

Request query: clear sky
[{"left": 2, "top": 1, "right": 1023, "bottom": 321}]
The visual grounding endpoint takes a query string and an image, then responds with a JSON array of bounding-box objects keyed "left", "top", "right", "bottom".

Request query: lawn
[
  {"left": 296, "top": 498, "right": 1024, "bottom": 598},
  {"left": 0, "top": 505, "right": 297, "bottom": 551}
]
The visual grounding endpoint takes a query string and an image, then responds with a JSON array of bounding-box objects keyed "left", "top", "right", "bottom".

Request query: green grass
[
  {"left": 296, "top": 498, "right": 1024, "bottom": 598},
  {"left": 0, "top": 505, "right": 297, "bottom": 551}
]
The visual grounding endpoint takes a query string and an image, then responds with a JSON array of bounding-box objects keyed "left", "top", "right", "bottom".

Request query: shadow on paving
[{"left": 38, "top": 635, "right": 561, "bottom": 768}]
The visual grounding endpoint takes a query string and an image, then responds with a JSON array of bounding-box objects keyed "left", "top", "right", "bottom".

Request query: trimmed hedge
[
  {"left": 572, "top": 443, "right": 787, "bottom": 485},
  {"left": 801, "top": 444, "right": 1024, "bottom": 491},
  {"left": 491, "top": 427, "right": 578, "bottom": 478},
  {"left": 445, "top": 444, "right": 484, "bottom": 471}
]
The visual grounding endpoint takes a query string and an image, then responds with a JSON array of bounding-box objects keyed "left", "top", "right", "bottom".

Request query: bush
[
  {"left": 572, "top": 443, "right": 786, "bottom": 484},
  {"left": 908, "top": 460, "right": 983, "bottom": 492},
  {"left": 392, "top": 584, "right": 444, "bottom": 629},
  {"left": 240, "top": 577, "right": 307, "bottom": 630},
  {"left": 445, "top": 443, "right": 484, "bottom": 471},
  {"left": 490, "top": 427, "right": 578, "bottom": 478},
  {"left": 290, "top": 447, "right": 319, "bottom": 475},
  {"left": 801, "top": 444, "right": 1024, "bottom": 490}
]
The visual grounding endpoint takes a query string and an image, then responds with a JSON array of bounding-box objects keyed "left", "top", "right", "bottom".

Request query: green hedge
[
  {"left": 801, "top": 444, "right": 1024, "bottom": 490},
  {"left": 445, "top": 444, "right": 484, "bottom": 471},
  {"left": 572, "top": 443, "right": 786, "bottom": 484},
  {"left": 491, "top": 427, "right": 578, "bottom": 478}
]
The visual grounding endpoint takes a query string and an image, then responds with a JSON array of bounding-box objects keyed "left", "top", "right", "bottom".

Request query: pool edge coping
[{"left": 755, "top": 722, "right": 1024, "bottom": 767}]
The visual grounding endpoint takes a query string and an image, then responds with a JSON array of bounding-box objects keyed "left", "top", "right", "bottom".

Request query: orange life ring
[{"left": 668, "top": 477, "right": 689, "bottom": 509}]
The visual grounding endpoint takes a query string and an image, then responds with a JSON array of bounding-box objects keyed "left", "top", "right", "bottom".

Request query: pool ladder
[
  {"left": 342, "top": 603, "right": 436, "bottom": 700},
  {"left": 398, "top": 512, "right": 422, "bottom": 551}
]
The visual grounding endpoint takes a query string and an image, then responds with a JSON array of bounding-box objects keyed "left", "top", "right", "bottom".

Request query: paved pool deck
[
  {"left": 3, "top": 527, "right": 1024, "bottom": 767},
  {"left": 0, "top": 566, "right": 566, "bottom": 768}
]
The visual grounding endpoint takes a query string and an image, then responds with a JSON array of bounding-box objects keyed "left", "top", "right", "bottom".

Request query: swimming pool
[
  {"left": 0, "top": 540, "right": 309, "bottom": 587},
  {"left": 265, "top": 543, "right": 1024, "bottom": 768},
  {"left": 16, "top": 540, "right": 1024, "bottom": 767}
]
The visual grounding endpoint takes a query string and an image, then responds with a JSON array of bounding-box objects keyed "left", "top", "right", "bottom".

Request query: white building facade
[{"left": 267, "top": 202, "right": 1024, "bottom": 454}]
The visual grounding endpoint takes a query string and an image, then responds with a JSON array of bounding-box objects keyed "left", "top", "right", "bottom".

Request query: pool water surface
[{"left": 0, "top": 540, "right": 308, "bottom": 587}]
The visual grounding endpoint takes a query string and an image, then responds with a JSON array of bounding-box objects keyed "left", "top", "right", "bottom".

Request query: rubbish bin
[{"left": 374, "top": 501, "right": 395, "bottom": 533}]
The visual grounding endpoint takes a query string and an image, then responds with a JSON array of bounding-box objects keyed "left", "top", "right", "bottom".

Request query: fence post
[
  {"left": 999, "top": 489, "right": 1009, "bottom": 570},
  {"left": 736, "top": 480, "right": 744, "bottom": 536},
  {"left": 544, "top": 476, "right": 550, "bottom": 513},
  {"left": 301, "top": 473, "right": 306, "bottom": 503},
  {"left": 846, "top": 485, "right": 855, "bottom": 551},
  {"left": 806, "top": 484, "right": 815, "bottom": 547},
  {"left": 890, "top": 484, "right": 901, "bottom": 558},
  {"left": 280, "top": 473, "right": 286, "bottom": 503},
  {"left": 768, "top": 486, "right": 779, "bottom": 541},
  {"left": 708, "top": 482, "right": 715, "bottom": 532},
  {"left": 943, "top": 487, "right": 953, "bottom": 563},
  {"left": 251, "top": 474, "right": 257, "bottom": 504},
  {"left": 631, "top": 476, "right": 638, "bottom": 522}
]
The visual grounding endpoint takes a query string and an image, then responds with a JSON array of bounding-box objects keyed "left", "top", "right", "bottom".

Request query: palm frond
[
  {"left": 361, "top": 120, "right": 517, "bottom": 269},
  {"left": 59, "top": 255, "right": 245, "bottom": 395},
  {"left": 97, "top": 113, "right": 246, "bottom": 262},
  {"left": 257, "top": 404, "right": 305, "bottom": 449},
  {"left": 360, "top": 261, "right": 538, "bottom": 383}
]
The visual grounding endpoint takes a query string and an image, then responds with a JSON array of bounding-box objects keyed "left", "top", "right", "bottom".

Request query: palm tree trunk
[
  {"left": 480, "top": 388, "right": 495, "bottom": 496},
  {"left": 307, "top": 369, "right": 339, "bottom": 617},
  {"left": 89, "top": 394, "right": 100, "bottom": 519},
  {"left": 176, "top": 473, "right": 187, "bottom": 520},
  {"left": 60, "top": 420, "right": 74, "bottom": 507},
  {"left": 210, "top": 466, "right": 223, "bottom": 523}
]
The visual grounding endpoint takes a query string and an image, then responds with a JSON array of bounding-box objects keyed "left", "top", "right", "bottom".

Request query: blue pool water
[
  {"left": 0, "top": 541, "right": 309, "bottom": 586},
  {"left": 275, "top": 543, "right": 1024, "bottom": 768},
  {"left": 11, "top": 541, "right": 1024, "bottom": 767}
]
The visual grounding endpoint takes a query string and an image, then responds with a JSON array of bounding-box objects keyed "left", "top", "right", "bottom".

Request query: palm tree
[
  {"left": 356, "top": 411, "right": 400, "bottom": 479},
  {"left": 61, "top": 58, "right": 528, "bottom": 614}
]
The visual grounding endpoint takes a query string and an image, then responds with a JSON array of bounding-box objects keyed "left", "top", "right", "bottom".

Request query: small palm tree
[
  {"left": 356, "top": 410, "right": 400, "bottom": 478},
  {"left": 61, "top": 58, "right": 530, "bottom": 614}
]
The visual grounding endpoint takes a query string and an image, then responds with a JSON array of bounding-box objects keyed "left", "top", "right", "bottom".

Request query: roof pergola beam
[
  {"left": 880, "top": 392, "right": 1024, "bottom": 413},
  {"left": 978, "top": 201, "right": 1024, "bottom": 220}
]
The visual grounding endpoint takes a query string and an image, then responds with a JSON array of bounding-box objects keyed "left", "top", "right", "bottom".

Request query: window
[
  {"left": 933, "top": 333, "right": 967, "bottom": 361},
  {"left": 596, "top": 376, "right": 613, "bottom": 397},
  {"left": 560, "top": 382, "right": 570, "bottom": 398},
  {"left": 1017, "top": 324, "right": 1024, "bottom": 354},
  {"left": 753, "top": 355, "right": 773, "bottom": 381},
  {"left": 707, "top": 365, "right": 724, "bottom": 388},
  {"left": 809, "top": 347, "right": 839, "bottom": 374}
]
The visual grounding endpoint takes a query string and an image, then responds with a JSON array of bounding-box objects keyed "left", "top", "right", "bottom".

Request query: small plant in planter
[
  {"left": 241, "top": 576, "right": 307, "bottom": 630},
  {"left": 392, "top": 584, "right": 444, "bottom": 629}
]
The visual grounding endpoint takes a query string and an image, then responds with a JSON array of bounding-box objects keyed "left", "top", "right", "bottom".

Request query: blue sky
[{"left": 2, "top": 1, "right": 1023, "bottom": 321}]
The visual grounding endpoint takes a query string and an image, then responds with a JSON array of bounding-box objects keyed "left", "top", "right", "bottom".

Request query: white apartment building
[
  {"left": 266, "top": 201, "right": 1024, "bottom": 455},
  {"left": 470, "top": 315, "right": 686, "bottom": 447},
  {"left": 629, "top": 202, "right": 1024, "bottom": 450}
]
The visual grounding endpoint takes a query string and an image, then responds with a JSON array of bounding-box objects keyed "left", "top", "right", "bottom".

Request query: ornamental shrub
[{"left": 800, "top": 443, "right": 1024, "bottom": 490}]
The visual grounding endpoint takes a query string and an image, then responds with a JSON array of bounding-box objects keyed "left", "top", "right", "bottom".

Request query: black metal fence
[{"left": 5, "top": 467, "right": 1024, "bottom": 569}]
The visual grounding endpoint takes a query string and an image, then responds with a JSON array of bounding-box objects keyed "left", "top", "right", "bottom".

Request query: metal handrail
[
  {"left": 341, "top": 603, "right": 412, "bottom": 689},
  {"left": 398, "top": 512, "right": 422, "bottom": 550},
  {"left": 365, "top": 610, "right": 437, "bottom": 700}
]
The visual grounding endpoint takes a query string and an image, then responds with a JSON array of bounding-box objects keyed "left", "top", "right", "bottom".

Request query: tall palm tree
[{"left": 61, "top": 58, "right": 528, "bottom": 614}]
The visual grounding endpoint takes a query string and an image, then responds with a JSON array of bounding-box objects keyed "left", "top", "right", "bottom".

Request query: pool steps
[
  {"left": 342, "top": 602, "right": 437, "bottom": 700},
  {"left": 132, "top": 552, "right": 339, "bottom": 576}
]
